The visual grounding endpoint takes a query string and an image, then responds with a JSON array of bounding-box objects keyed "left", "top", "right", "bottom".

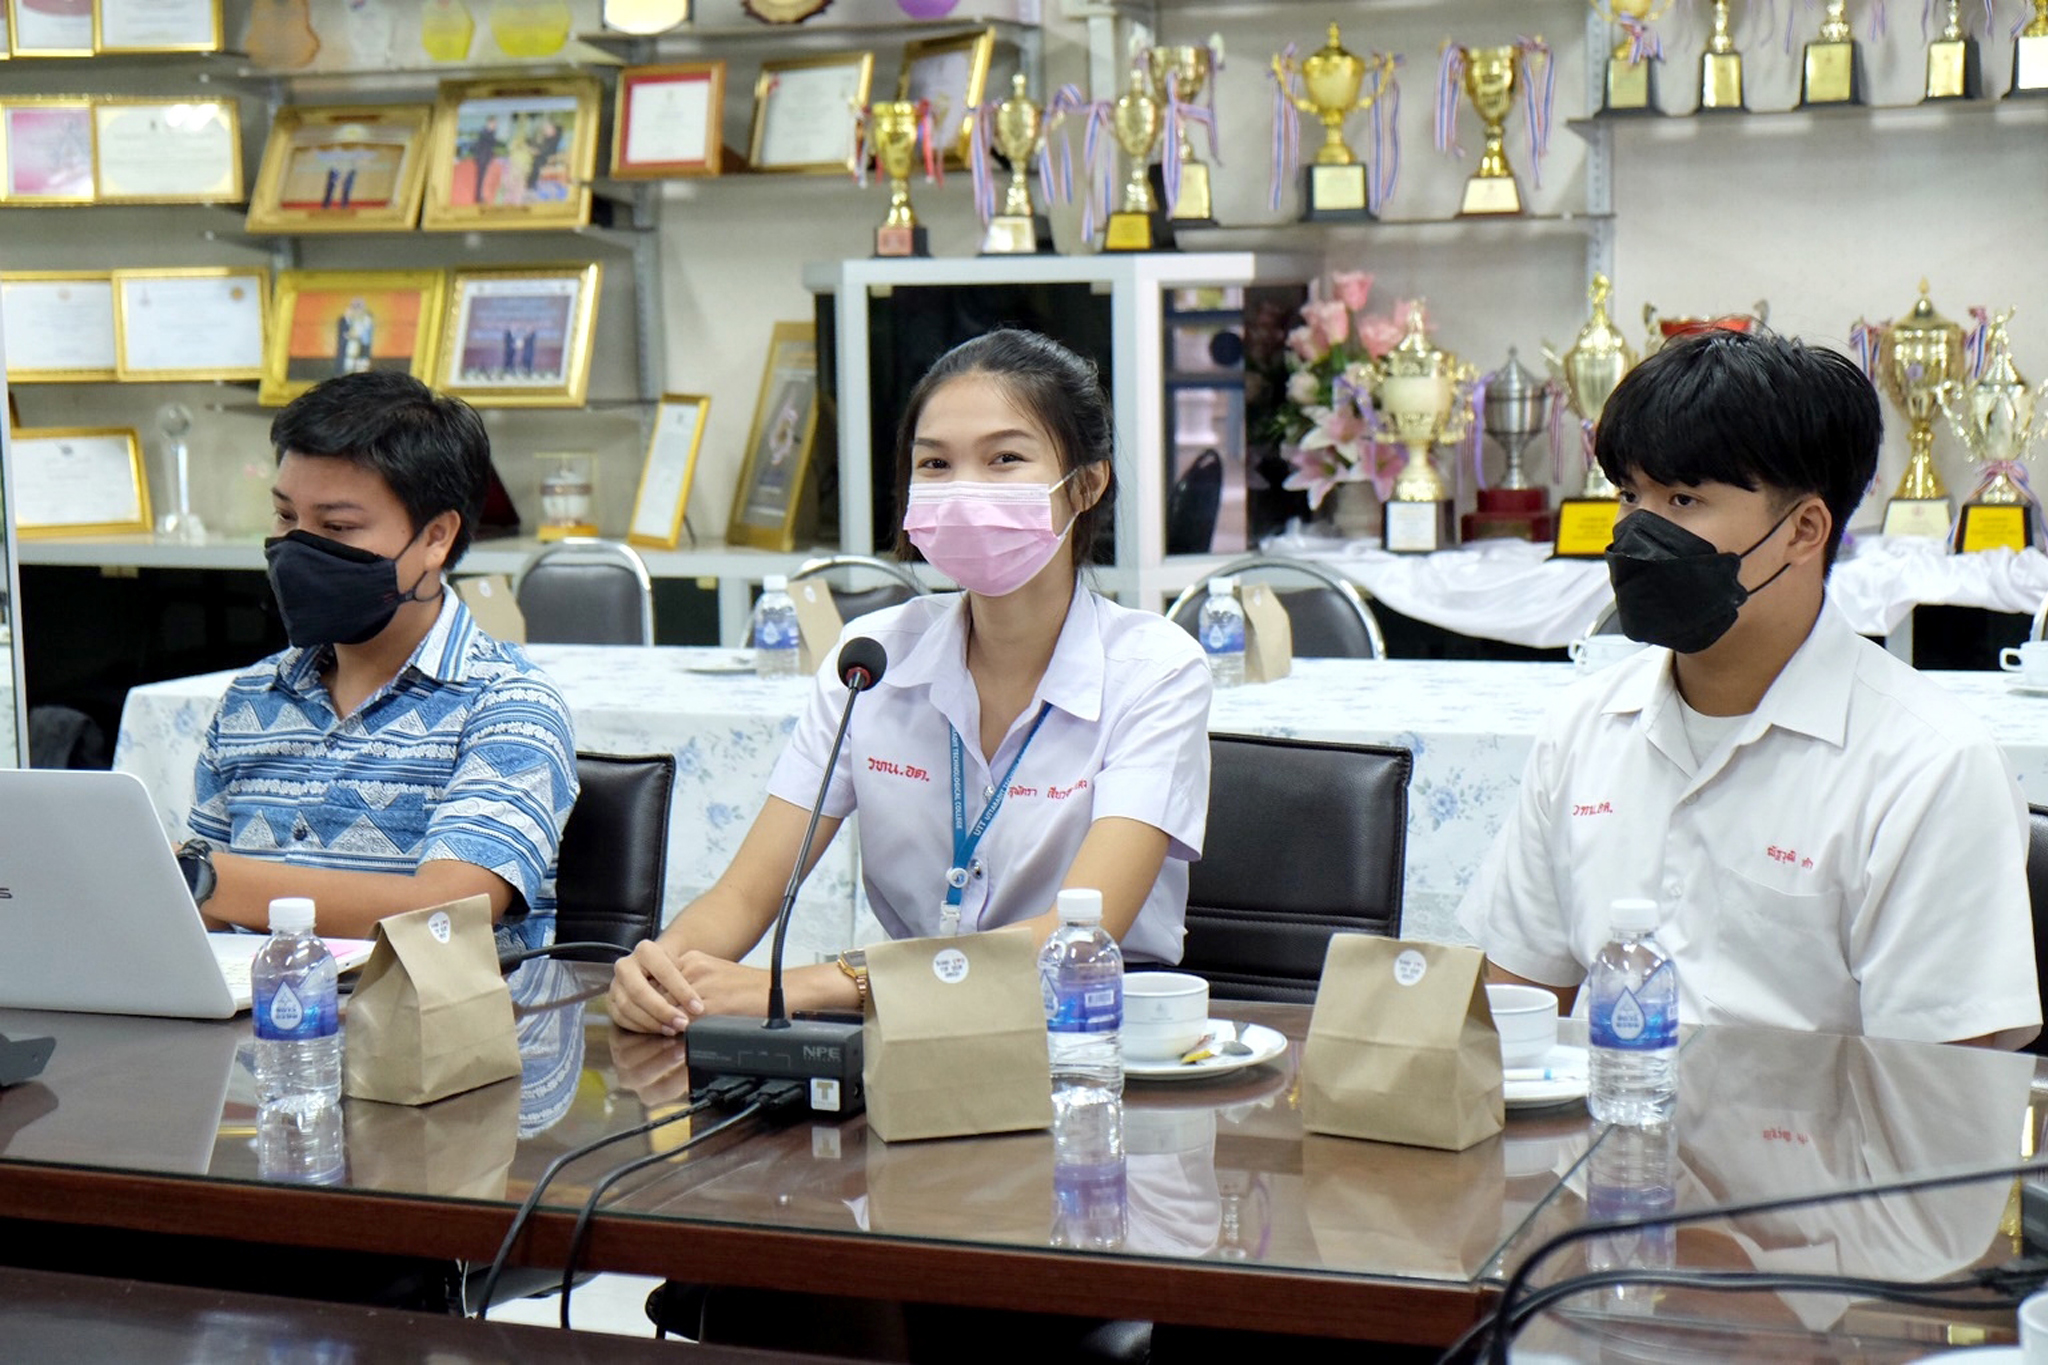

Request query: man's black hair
[
  {"left": 269, "top": 371, "right": 493, "bottom": 568},
  {"left": 1594, "top": 328, "right": 1881, "bottom": 568}
]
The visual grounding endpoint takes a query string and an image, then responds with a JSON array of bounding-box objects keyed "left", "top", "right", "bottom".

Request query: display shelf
[
  {"left": 1176, "top": 213, "right": 1613, "bottom": 249},
  {"left": 1566, "top": 96, "right": 2048, "bottom": 137},
  {"left": 577, "top": 15, "right": 1033, "bottom": 48}
]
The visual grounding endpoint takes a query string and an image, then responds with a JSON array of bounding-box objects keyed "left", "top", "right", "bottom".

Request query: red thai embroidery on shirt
[
  {"left": 866, "top": 756, "right": 931, "bottom": 782},
  {"left": 1766, "top": 845, "right": 1812, "bottom": 869},
  {"left": 1044, "top": 779, "right": 1091, "bottom": 801},
  {"left": 1570, "top": 801, "right": 1615, "bottom": 817}
]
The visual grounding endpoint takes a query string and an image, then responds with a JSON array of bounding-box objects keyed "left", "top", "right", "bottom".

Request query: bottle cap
[
  {"left": 763, "top": 574, "right": 789, "bottom": 592},
  {"left": 1057, "top": 888, "right": 1104, "bottom": 923},
  {"left": 268, "top": 897, "right": 317, "bottom": 934},
  {"left": 1609, "top": 897, "right": 1661, "bottom": 934},
  {"left": 1207, "top": 576, "right": 1236, "bottom": 596}
]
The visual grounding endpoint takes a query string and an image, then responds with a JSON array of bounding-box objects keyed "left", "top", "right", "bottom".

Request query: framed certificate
[
  {"left": 113, "top": 267, "right": 268, "bottom": 382},
  {"left": 611, "top": 62, "right": 724, "bottom": 180},
  {"left": 261, "top": 269, "right": 447, "bottom": 407},
  {"left": 6, "top": 0, "right": 93, "bottom": 56},
  {"left": 9, "top": 428, "right": 151, "bottom": 539},
  {"left": 423, "top": 77, "right": 602, "bottom": 231},
  {"left": 1, "top": 100, "right": 96, "bottom": 204},
  {"left": 728, "top": 322, "right": 820, "bottom": 551},
  {"left": 95, "top": 0, "right": 224, "bottom": 52},
  {"left": 750, "top": 51, "right": 873, "bottom": 174},
  {"left": 435, "top": 264, "right": 601, "bottom": 408},
  {"left": 900, "top": 28, "right": 995, "bottom": 167},
  {"left": 247, "top": 104, "right": 432, "bottom": 234},
  {"left": 1, "top": 272, "right": 117, "bottom": 381},
  {"left": 629, "top": 393, "right": 711, "bottom": 549},
  {"left": 93, "top": 98, "right": 241, "bottom": 204}
]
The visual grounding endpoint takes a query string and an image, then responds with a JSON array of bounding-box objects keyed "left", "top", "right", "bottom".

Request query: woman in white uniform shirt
[{"left": 611, "top": 330, "right": 1213, "bottom": 1034}]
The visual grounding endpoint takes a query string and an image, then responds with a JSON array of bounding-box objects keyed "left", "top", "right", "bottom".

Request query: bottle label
[
  {"left": 1590, "top": 980, "right": 1677, "bottom": 1051},
  {"left": 1201, "top": 617, "right": 1245, "bottom": 655},
  {"left": 1043, "top": 967, "right": 1122, "bottom": 1034},
  {"left": 757, "top": 615, "right": 798, "bottom": 650},
  {"left": 254, "top": 976, "right": 337, "bottom": 1041}
]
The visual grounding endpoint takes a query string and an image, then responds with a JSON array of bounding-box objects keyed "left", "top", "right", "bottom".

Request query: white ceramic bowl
[
  {"left": 1485, "top": 983, "right": 1560, "bottom": 1067},
  {"left": 1123, "top": 971, "right": 1210, "bottom": 1061}
]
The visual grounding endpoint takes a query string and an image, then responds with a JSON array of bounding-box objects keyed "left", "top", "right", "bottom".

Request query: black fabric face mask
[
  {"left": 1604, "top": 506, "right": 1798, "bottom": 654},
  {"left": 264, "top": 528, "right": 439, "bottom": 648}
]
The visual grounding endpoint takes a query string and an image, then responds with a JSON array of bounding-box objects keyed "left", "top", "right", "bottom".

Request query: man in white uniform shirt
[{"left": 1460, "top": 329, "right": 2040, "bottom": 1049}]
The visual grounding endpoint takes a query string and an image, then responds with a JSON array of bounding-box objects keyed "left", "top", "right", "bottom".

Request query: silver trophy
[{"left": 155, "top": 403, "right": 207, "bottom": 543}]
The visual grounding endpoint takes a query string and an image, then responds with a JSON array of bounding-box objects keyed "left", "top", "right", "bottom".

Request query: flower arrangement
[{"left": 1269, "top": 271, "right": 1417, "bottom": 510}]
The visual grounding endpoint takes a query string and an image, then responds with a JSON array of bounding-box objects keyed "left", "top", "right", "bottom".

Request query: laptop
[{"left": 0, "top": 769, "right": 372, "bottom": 1020}]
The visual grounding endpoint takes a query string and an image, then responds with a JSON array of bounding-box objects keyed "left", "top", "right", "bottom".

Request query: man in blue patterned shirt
[{"left": 181, "top": 372, "right": 577, "bottom": 950}]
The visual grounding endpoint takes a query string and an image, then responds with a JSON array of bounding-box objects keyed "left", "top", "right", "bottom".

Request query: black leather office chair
[
  {"left": 1166, "top": 448, "right": 1224, "bottom": 555},
  {"left": 1182, "top": 735, "right": 1414, "bottom": 1004},
  {"left": 1165, "top": 554, "right": 1387, "bottom": 660},
  {"left": 514, "top": 540, "right": 656, "bottom": 645},
  {"left": 550, "top": 752, "right": 676, "bottom": 962},
  {"left": 2024, "top": 806, "right": 2048, "bottom": 1056},
  {"left": 790, "top": 553, "right": 928, "bottom": 624}
]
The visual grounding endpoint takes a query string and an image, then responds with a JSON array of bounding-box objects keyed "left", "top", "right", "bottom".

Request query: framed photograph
[
  {"left": 435, "top": 264, "right": 601, "bottom": 408},
  {"left": 899, "top": 28, "right": 995, "bottom": 168},
  {"left": 422, "top": 78, "right": 601, "bottom": 231},
  {"left": 611, "top": 62, "right": 724, "bottom": 180},
  {"left": 1, "top": 272, "right": 117, "bottom": 381},
  {"left": 246, "top": 105, "right": 432, "bottom": 234},
  {"left": 8, "top": 428, "right": 151, "bottom": 539},
  {"left": 6, "top": 0, "right": 93, "bottom": 56},
  {"left": 728, "top": 322, "right": 819, "bottom": 551},
  {"left": 0, "top": 100, "right": 95, "bottom": 204},
  {"left": 749, "top": 51, "right": 873, "bottom": 174},
  {"left": 95, "top": 0, "right": 223, "bottom": 52},
  {"left": 261, "top": 269, "right": 447, "bottom": 407},
  {"left": 629, "top": 393, "right": 710, "bottom": 549},
  {"left": 113, "top": 267, "right": 268, "bottom": 382},
  {"left": 92, "top": 98, "right": 241, "bottom": 204}
]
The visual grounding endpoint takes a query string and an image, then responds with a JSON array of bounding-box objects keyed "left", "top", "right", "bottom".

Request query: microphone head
[{"left": 838, "top": 636, "right": 888, "bottom": 690}]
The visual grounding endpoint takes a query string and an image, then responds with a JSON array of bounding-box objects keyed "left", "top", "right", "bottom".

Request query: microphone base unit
[{"left": 686, "top": 1014, "right": 865, "bottom": 1119}]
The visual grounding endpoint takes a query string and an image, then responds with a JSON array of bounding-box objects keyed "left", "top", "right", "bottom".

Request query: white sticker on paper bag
[
  {"left": 428, "top": 911, "right": 452, "bottom": 944},
  {"left": 1393, "top": 949, "right": 1427, "bottom": 986},
  {"left": 932, "top": 948, "right": 970, "bottom": 984}
]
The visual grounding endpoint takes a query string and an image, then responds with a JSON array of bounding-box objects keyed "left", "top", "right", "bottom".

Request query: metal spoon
[{"left": 1214, "top": 1019, "right": 1255, "bottom": 1058}]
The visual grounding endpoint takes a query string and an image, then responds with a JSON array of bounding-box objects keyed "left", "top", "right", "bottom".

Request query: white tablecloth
[{"left": 113, "top": 649, "right": 2048, "bottom": 953}]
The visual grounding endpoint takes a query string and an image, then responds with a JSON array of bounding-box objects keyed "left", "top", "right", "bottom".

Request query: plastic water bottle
[
  {"left": 252, "top": 896, "right": 342, "bottom": 1107},
  {"left": 1584, "top": 1122, "right": 1676, "bottom": 1311},
  {"left": 1040, "top": 888, "right": 1123, "bottom": 1098},
  {"left": 1198, "top": 577, "right": 1246, "bottom": 689},
  {"left": 1587, "top": 898, "right": 1679, "bottom": 1127},
  {"left": 752, "top": 575, "right": 802, "bottom": 679},
  {"left": 257, "top": 1093, "right": 345, "bottom": 1185},
  {"left": 1051, "top": 1094, "right": 1127, "bottom": 1250}
]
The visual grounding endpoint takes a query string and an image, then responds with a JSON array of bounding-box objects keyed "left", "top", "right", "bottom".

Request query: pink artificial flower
[
  {"left": 1304, "top": 299, "right": 1350, "bottom": 354},
  {"left": 1282, "top": 442, "right": 1350, "bottom": 510},
  {"left": 1286, "top": 325, "right": 1326, "bottom": 364},
  {"left": 1331, "top": 270, "right": 1374, "bottom": 314},
  {"left": 1356, "top": 312, "right": 1403, "bottom": 359}
]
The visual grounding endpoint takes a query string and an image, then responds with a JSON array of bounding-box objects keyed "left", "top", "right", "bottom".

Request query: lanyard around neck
[{"left": 945, "top": 702, "right": 1053, "bottom": 918}]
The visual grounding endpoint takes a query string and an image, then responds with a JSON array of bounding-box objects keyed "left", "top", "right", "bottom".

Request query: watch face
[{"left": 742, "top": 0, "right": 833, "bottom": 22}]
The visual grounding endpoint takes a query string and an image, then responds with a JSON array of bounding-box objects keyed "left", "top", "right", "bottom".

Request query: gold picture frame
[
  {"left": 899, "top": 27, "right": 996, "bottom": 168},
  {"left": 92, "top": 97, "right": 242, "bottom": 204},
  {"left": 629, "top": 393, "right": 711, "bottom": 549},
  {"left": 749, "top": 51, "right": 874, "bottom": 174},
  {"left": 247, "top": 105, "right": 433, "bottom": 235},
  {"left": 611, "top": 62, "right": 725, "bottom": 180},
  {"left": 8, "top": 427, "right": 151, "bottom": 539},
  {"left": 94, "top": 0, "right": 224, "bottom": 53},
  {"left": 112, "top": 266, "right": 268, "bottom": 382},
  {"left": 727, "top": 322, "right": 820, "bottom": 551},
  {"left": 435, "top": 264, "right": 601, "bottom": 408},
  {"left": 0, "top": 99, "right": 96, "bottom": 204},
  {"left": 422, "top": 77, "right": 602, "bottom": 232},
  {"left": 1, "top": 271, "right": 118, "bottom": 381},
  {"left": 261, "top": 269, "right": 448, "bottom": 407},
  {"left": 6, "top": 0, "right": 92, "bottom": 56}
]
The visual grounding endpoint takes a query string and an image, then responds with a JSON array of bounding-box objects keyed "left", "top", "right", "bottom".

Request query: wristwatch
[
  {"left": 175, "top": 838, "right": 218, "bottom": 909},
  {"left": 836, "top": 948, "right": 869, "bottom": 1010}
]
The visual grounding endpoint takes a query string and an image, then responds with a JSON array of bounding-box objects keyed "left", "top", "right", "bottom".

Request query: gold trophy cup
[
  {"left": 866, "top": 100, "right": 930, "bottom": 258},
  {"left": 1543, "top": 273, "right": 1637, "bottom": 556},
  {"left": 1273, "top": 24, "right": 1398, "bottom": 221},
  {"left": 1925, "top": 0, "right": 1984, "bottom": 100},
  {"left": 1366, "top": 303, "right": 1477, "bottom": 554},
  {"left": 1940, "top": 310, "right": 2047, "bottom": 552},
  {"left": 1454, "top": 44, "right": 1528, "bottom": 216},
  {"left": 2016, "top": 1, "right": 2048, "bottom": 93},
  {"left": 1147, "top": 40, "right": 1219, "bottom": 224},
  {"left": 1874, "top": 281, "right": 1963, "bottom": 539},
  {"left": 1104, "top": 61, "right": 1171, "bottom": 251},
  {"left": 1594, "top": 0, "right": 1673, "bottom": 112},
  {"left": 981, "top": 73, "right": 1053, "bottom": 255},
  {"left": 1700, "top": 0, "right": 1747, "bottom": 109},
  {"left": 1801, "top": 0, "right": 1865, "bottom": 105},
  {"left": 1643, "top": 298, "right": 1768, "bottom": 353}
]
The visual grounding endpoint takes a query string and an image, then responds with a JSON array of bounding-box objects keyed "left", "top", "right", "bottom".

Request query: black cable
[{"left": 497, "top": 941, "right": 633, "bottom": 970}]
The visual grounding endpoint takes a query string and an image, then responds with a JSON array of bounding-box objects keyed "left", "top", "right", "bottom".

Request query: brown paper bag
[
  {"left": 343, "top": 896, "right": 522, "bottom": 1106},
  {"left": 1300, "top": 935, "right": 1503, "bottom": 1151},
  {"left": 787, "top": 578, "right": 842, "bottom": 674},
  {"left": 1241, "top": 583, "right": 1293, "bottom": 683},
  {"left": 345, "top": 1077, "right": 520, "bottom": 1199},
  {"left": 455, "top": 575, "right": 525, "bottom": 643},
  {"left": 863, "top": 929, "right": 1053, "bottom": 1142}
]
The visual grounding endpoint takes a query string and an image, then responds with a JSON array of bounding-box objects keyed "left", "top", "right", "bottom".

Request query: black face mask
[
  {"left": 1604, "top": 506, "right": 1798, "bottom": 654},
  {"left": 264, "top": 528, "right": 440, "bottom": 648}
]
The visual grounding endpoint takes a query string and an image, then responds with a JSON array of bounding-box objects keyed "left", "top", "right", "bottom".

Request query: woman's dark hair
[
  {"left": 1595, "top": 328, "right": 1880, "bottom": 569},
  {"left": 890, "top": 329, "right": 1116, "bottom": 574},
  {"left": 270, "top": 371, "right": 493, "bottom": 568}
]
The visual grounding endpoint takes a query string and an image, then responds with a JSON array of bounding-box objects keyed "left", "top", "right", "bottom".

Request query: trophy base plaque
[
  {"left": 1882, "top": 496, "right": 1953, "bottom": 541},
  {"left": 1955, "top": 501, "right": 2033, "bottom": 554},
  {"left": 1459, "top": 173, "right": 1523, "bottom": 216},
  {"left": 1153, "top": 163, "right": 1215, "bottom": 224},
  {"left": 2016, "top": 35, "right": 2048, "bottom": 94},
  {"left": 1801, "top": 40, "right": 1864, "bottom": 105},
  {"left": 1551, "top": 497, "right": 1621, "bottom": 559},
  {"left": 537, "top": 520, "right": 600, "bottom": 543},
  {"left": 875, "top": 224, "right": 929, "bottom": 258},
  {"left": 1383, "top": 498, "right": 1456, "bottom": 555},
  {"left": 1462, "top": 488, "right": 1555, "bottom": 544},
  {"left": 1302, "top": 164, "right": 1373, "bottom": 221},
  {"left": 1925, "top": 38, "right": 1983, "bottom": 100},
  {"left": 1102, "top": 209, "right": 1175, "bottom": 252},
  {"left": 980, "top": 214, "right": 1053, "bottom": 255},
  {"left": 1604, "top": 54, "right": 1658, "bottom": 113},
  {"left": 1700, "top": 52, "right": 1745, "bottom": 110}
]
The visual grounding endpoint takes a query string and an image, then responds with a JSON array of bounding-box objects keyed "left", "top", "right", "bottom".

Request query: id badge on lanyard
[{"left": 940, "top": 703, "right": 1052, "bottom": 935}]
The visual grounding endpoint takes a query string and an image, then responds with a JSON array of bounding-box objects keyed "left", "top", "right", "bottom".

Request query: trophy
[
  {"left": 1699, "top": 0, "right": 1746, "bottom": 110},
  {"left": 1146, "top": 38, "right": 1221, "bottom": 224},
  {"left": 155, "top": 403, "right": 206, "bottom": 544},
  {"left": 1104, "top": 60, "right": 1172, "bottom": 251},
  {"left": 1642, "top": 298, "right": 1768, "bottom": 353},
  {"left": 1439, "top": 41, "right": 1546, "bottom": 216},
  {"left": 1924, "top": 0, "right": 1984, "bottom": 100},
  {"left": 536, "top": 452, "right": 598, "bottom": 541},
  {"left": 980, "top": 73, "right": 1054, "bottom": 255},
  {"left": 863, "top": 100, "right": 932, "bottom": 258},
  {"left": 1940, "top": 310, "right": 2048, "bottom": 552},
  {"left": 1272, "top": 24, "right": 1398, "bottom": 221},
  {"left": 1592, "top": 0, "right": 1673, "bottom": 112},
  {"left": 1543, "top": 273, "right": 1637, "bottom": 556},
  {"left": 2017, "top": 1, "right": 2048, "bottom": 93},
  {"left": 1461, "top": 348, "right": 1556, "bottom": 544},
  {"left": 1800, "top": 0, "right": 1865, "bottom": 105},
  {"left": 1868, "top": 281, "right": 1963, "bottom": 539},
  {"left": 1365, "top": 302, "right": 1477, "bottom": 554}
]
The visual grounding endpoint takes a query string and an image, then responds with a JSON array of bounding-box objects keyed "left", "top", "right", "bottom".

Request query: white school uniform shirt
[
  {"left": 1459, "top": 599, "right": 2041, "bottom": 1049},
  {"left": 766, "top": 586, "right": 1213, "bottom": 965}
]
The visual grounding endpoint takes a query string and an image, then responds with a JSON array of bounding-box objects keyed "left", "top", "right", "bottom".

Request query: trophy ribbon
[
  {"left": 1517, "top": 37, "right": 1555, "bottom": 189},
  {"left": 850, "top": 102, "right": 872, "bottom": 187},
  {"left": 1620, "top": 15, "right": 1664, "bottom": 62},
  {"left": 1269, "top": 44, "right": 1303, "bottom": 211},
  {"left": 1971, "top": 460, "right": 2034, "bottom": 502},
  {"left": 1848, "top": 317, "right": 1882, "bottom": 377},
  {"left": 1871, "top": 0, "right": 1889, "bottom": 39},
  {"left": 1547, "top": 378, "right": 1575, "bottom": 483},
  {"left": 1077, "top": 97, "right": 1117, "bottom": 245},
  {"left": 968, "top": 102, "right": 998, "bottom": 222},
  {"left": 1160, "top": 71, "right": 1219, "bottom": 214},
  {"left": 918, "top": 101, "right": 943, "bottom": 184},
  {"left": 1964, "top": 305, "right": 1989, "bottom": 380},
  {"left": 1367, "top": 60, "right": 1401, "bottom": 215},
  {"left": 1467, "top": 375, "right": 1493, "bottom": 495},
  {"left": 2018, "top": 6, "right": 2038, "bottom": 38},
  {"left": 1434, "top": 44, "right": 1468, "bottom": 158}
]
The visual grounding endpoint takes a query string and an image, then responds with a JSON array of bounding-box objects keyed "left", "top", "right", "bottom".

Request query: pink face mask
[{"left": 902, "top": 473, "right": 1081, "bottom": 597}]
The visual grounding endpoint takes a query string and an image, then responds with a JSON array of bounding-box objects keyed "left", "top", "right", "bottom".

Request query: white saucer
[
  {"left": 1911, "top": 1348, "right": 2019, "bottom": 1362},
  {"left": 1126, "top": 1019, "right": 1288, "bottom": 1082},
  {"left": 2008, "top": 680, "right": 2048, "bottom": 697},
  {"left": 686, "top": 654, "right": 763, "bottom": 675},
  {"left": 1505, "top": 1044, "right": 1589, "bottom": 1111}
]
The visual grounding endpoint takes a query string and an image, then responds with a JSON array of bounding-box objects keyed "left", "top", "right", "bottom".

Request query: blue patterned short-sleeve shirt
[{"left": 188, "top": 591, "right": 578, "bottom": 951}]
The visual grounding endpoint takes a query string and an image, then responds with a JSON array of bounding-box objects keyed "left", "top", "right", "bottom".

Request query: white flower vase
[{"left": 1324, "top": 480, "right": 1382, "bottom": 544}]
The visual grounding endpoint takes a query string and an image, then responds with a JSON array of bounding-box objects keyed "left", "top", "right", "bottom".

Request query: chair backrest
[
  {"left": 1182, "top": 735, "right": 1413, "bottom": 1003},
  {"left": 1587, "top": 601, "right": 1625, "bottom": 636},
  {"left": 1166, "top": 448, "right": 1224, "bottom": 555},
  {"left": 552, "top": 752, "right": 676, "bottom": 961},
  {"left": 514, "top": 540, "right": 655, "bottom": 645},
  {"left": 1165, "top": 554, "right": 1387, "bottom": 660},
  {"left": 792, "top": 554, "right": 927, "bottom": 625},
  {"left": 2024, "top": 806, "right": 2048, "bottom": 1055}
]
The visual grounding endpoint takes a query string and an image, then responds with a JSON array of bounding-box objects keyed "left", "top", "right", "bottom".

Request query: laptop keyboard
[{"left": 207, "top": 936, "right": 259, "bottom": 1008}]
